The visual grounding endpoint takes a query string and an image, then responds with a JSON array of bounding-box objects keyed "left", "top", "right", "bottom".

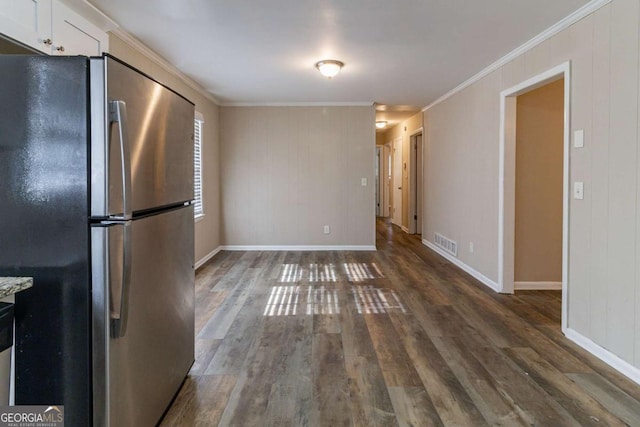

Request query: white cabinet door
[
  {"left": 51, "top": 0, "right": 107, "bottom": 56},
  {"left": 0, "top": 0, "right": 108, "bottom": 56},
  {"left": 0, "top": 0, "right": 52, "bottom": 53}
]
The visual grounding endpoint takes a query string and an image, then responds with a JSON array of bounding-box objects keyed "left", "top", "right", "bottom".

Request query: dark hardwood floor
[{"left": 161, "top": 218, "right": 640, "bottom": 426}]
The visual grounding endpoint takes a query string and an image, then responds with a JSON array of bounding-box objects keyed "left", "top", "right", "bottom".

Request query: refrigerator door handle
[
  {"left": 110, "top": 221, "right": 132, "bottom": 338},
  {"left": 109, "top": 100, "right": 132, "bottom": 220}
]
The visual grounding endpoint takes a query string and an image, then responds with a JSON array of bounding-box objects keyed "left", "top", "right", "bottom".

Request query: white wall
[
  {"left": 220, "top": 106, "right": 375, "bottom": 248},
  {"left": 423, "top": 0, "right": 640, "bottom": 372}
]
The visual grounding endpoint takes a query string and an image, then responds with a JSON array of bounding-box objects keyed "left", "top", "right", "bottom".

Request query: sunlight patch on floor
[
  {"left": 277, "top": 262, "right": 384, "bottom": 283},
  {"left": 352, "top": 286, "right": 406, "bottom": 314},
  {"left": 343, "top": 262, "right": 384, "bottom": 282},
  {"left": 264, "top": 286, "right": 300, "bottom": 316},
  {"left": 306, "top": 285, "right": 340, "bottom": 315}
]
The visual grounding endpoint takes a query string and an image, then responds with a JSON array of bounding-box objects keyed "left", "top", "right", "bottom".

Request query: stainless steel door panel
[
  {"left": 106, "top": 57, "right": 194, "bottom": 213},
  {"left": 93, "top": 56, "right": 195, "bottom": 217},
  {"left": 90, "top": 224, "right": 113, "bottom": 427},
  {"left": 107, "top": 206, "right": 194, "bottom": 427}
]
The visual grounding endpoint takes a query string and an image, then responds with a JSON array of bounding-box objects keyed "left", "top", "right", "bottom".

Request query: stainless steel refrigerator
[{"left": 0, "top": 54, "right": 195, "bottom": 426}]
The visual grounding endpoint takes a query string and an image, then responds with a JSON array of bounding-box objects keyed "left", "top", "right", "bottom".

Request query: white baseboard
[
  {"left": 401, "top": 226, "right": 410, "bottom": 233},
  {"left": 220, "top": 245, "right": 377, "bottom": 251},
  {"left": 565, "top": 328, "right": 640, "bottom": 386},
  {"left": 195, "top": 246, "right": 223, "bottom": 270},
  {"left": 515, "top": 281, "right": 562, "bottom": 290},
  {"left": 422, "top": 239, "right": 500, "bottom": 292}
]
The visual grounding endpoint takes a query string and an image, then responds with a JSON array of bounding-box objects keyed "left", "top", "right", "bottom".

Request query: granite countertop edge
[{"left": 0, "top": 277, "right": 33, "bottom": 299}]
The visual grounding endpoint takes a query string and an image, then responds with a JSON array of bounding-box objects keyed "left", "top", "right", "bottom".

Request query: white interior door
[{"left": 392, "top": 137, "right": 403, "bottom": 226}]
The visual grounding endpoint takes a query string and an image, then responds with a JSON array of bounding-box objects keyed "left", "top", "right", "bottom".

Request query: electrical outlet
[
  {"left": 323, "top": 225, "right": 330, "bottom": 234},
  {"left": 469, "top": 242, "right": 474, "bottom": 253},
  {"left": 573, "top": 182, "right": 584, "bottom": 200},
  {"left": 574, "top": 129, "right": 584, "bottom": 148}
]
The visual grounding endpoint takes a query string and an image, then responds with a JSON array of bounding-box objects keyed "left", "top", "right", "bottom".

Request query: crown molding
[
  {"left": 110, "top": 28, "right": 220, "bottom": 105},
  {"left": 422, "top": 0, "right": 612, "bottom": 112}
]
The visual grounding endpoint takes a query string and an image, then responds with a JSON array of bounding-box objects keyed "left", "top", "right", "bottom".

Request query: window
[{"left": 194, "top": 112, "right": 204, "bottom": 219}]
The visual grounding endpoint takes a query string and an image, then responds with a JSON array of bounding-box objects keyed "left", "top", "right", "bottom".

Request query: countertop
[{"left": 0, "top": 277, "right": 33, "bottom": 299}]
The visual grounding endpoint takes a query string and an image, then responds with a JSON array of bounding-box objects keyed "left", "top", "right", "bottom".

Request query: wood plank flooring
[{"left": 161, "top": 218, "right": 640, "bottom": 426}]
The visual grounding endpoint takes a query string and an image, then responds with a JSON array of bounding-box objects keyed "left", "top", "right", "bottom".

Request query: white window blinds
[{"left": 194, "top": 112, "right": 204, "bottom": 218}]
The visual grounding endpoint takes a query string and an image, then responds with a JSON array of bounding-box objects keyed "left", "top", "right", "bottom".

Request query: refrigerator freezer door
[
  {"left": 92, "top": 206, "right": 195, "bottom": 427},
  {"left": 91, "top": 56, "right": 195, "bottom": 218}
]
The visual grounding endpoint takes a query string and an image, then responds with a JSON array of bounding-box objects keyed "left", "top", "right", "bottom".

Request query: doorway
[
  {"left": 408, "top": 131, "right": 423, "bottom": 235},
  {"left": 392, "top": 137, "right": 403, "bottom": 226},
  {"left": 515, "top": 79, "right": 564, "bottom": 292},
  {"left": 498, "top": 62, "right": 570, "bottom": 331},
  {"left": 376, "top": 146, "right": 381, "bottom": 217},
  {"left": 383, "top": 144, "right": 391, "bottom": 217},
  {"left": 378, "top": 144, "right": 392, "bottom": 217}
]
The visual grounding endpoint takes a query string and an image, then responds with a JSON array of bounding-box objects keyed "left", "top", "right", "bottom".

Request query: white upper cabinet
[
  {"left": 0, "top": 0, "right": 108, "bottom": 55},
  {"left": 0, "top": 0, "right": 52, "bottom": 52},
  {"left": 51, "top": 0, "right": 107, "bottom": 56}
]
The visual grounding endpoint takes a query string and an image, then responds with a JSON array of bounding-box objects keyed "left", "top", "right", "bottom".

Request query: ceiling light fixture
[
  {"left": 375, "top": 121, "right": 387, "bottom": 129},
  {"left": 315, "top": 59, "right": 344, "bottom": 79}
]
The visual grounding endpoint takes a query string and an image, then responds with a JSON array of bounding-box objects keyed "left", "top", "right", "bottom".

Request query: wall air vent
[{"left": 434, "top": 232, "right": 458, "bottom": 257}]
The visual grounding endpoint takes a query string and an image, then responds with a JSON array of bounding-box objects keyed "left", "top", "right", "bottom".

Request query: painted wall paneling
[{"left": 422, "top": 0, "right": 640, "bottom": 375}]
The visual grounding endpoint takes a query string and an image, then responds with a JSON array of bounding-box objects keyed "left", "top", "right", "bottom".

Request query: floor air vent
[{"left": 434, "top": 232, "right": 458, "bottom": 257}]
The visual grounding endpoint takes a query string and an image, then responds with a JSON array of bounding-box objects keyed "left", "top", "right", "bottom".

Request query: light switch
[
  {"left": 573, "top": 182, "right": 584, "bottom": 200},
  {"left": 361, "top": 178, "right": 367, "bottom": 186},
  {"left": 574, "top": 130, "right": 584, "bottom": 148}
]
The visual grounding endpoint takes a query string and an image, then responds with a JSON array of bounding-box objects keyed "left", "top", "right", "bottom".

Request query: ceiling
[{"left": 89, "top": 0, "right": 590, "bottom": 127}]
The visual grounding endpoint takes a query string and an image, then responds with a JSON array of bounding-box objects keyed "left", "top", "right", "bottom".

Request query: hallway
[{"left": 162, "top": 218, "right": 640, "bottom": 426}]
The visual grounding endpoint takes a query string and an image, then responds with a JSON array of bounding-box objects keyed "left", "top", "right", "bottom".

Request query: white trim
[
  {"left": 391, "top": 136, "right": 403, "bottom": 227},
  {"left": 422, "top": 0, "right": 611, "bottom": 112},
  {"left": 565, "top": 328, "right": 640, "bottom": 386},
  {"left": 221, "top": 245, "right": 376, "bottom": 251},
  {"left": 409, "top": 127, "right": 424, "bottom": 137},
  {"left": 401, "top": 226, "right": 410, "bottom": 233},
  {"left": 195, "top": 246, "right": 223, "bottom": 270},
  {"left": 220, "top": 101, "right": 374, "bottom": 107},
  {"left": 408, "top": 128, "right": 424, "bottom": 234},
  {"left": 497, "top": 62, "right": 571, "bottom": 334},
  {"left": 514, "top": 281, "right": 562, "bottom": 290},
  {"left": 110, "top": 28, "right": 220, "bottom": 105},
  {"left": 423, "top": 239, "right": 500, "bottom": 292}
]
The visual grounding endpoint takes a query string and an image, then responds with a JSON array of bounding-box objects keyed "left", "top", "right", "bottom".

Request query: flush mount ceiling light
[
  {"left": 315, "top": 59, "right": 344, "bottom": 79},
  {"left": 375, "top": 121, "right": 387, "bottom": 129}
]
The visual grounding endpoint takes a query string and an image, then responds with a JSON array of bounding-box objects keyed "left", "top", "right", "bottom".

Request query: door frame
[
  {"left": 383, "top": 143, "right": 391, "bottom": 217},
  {"left": 376, "top": 146, "right": 381, "bottom": 216},
  {"left": 391, "top": 137, "right": 403, "bottom": 226},
  {"left": 498, "top": 61, "right": 570, "bottom": 332},
  {"left": 408, "top": 128, "right": 424, "bottom": 234}
]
